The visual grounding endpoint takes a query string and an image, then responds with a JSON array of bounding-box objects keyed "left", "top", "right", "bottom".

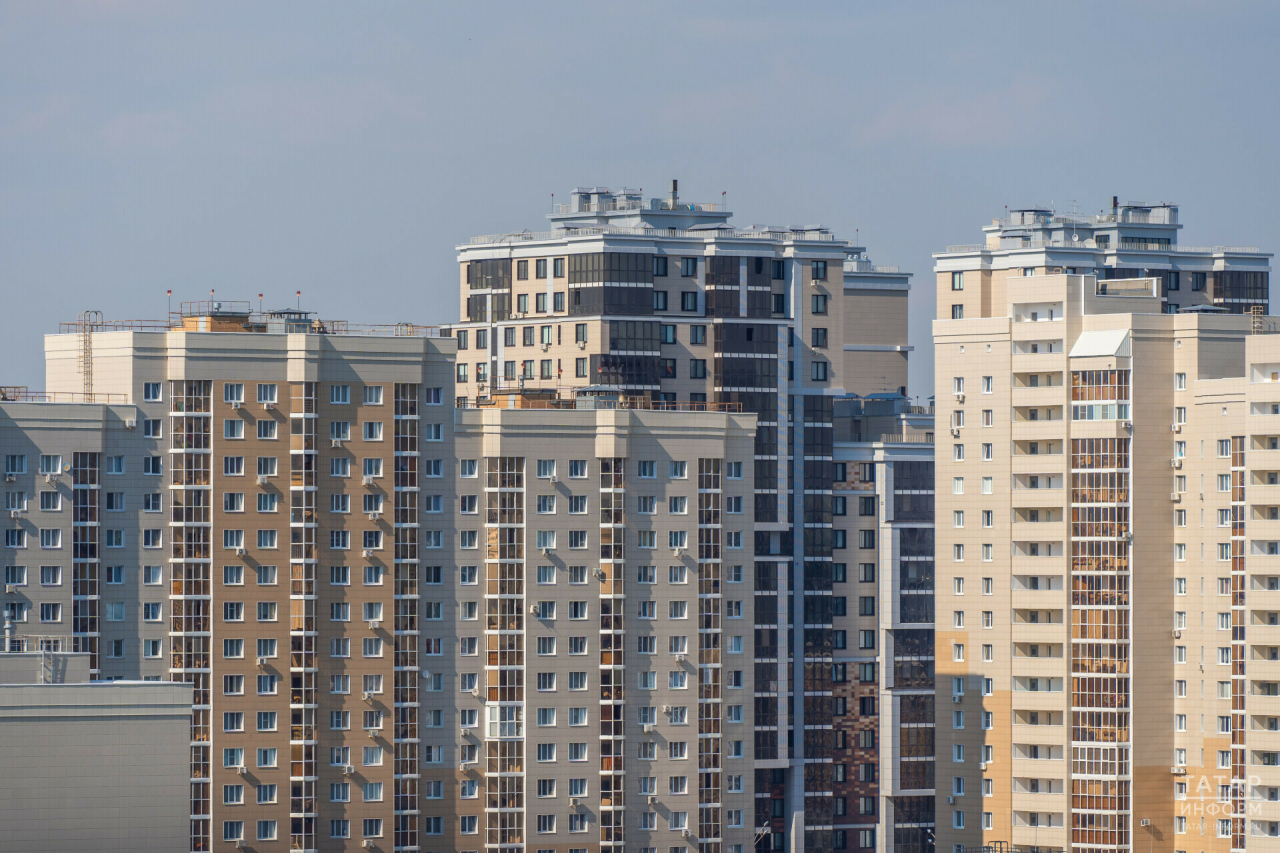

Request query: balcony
[
  {"left": 1012, "top": 352, "right": 1066, "bottom": 375},
  {"left": 1012, "top": 658, "right": 1067, "bottom": 682},
  {"left": 1013, "top": 420, "right": 1066, "bottom": 443},
  {"left": 1011, "top": 386, "right": 1065, "bottom": 409},
  {"left": 1011, "top": 619, "right": 1067, "bottom": 646},
  {"left": 1010, "top": 824, "right": 1067, "bottom": 849},
  {"left": 1011, "top": 586, "right": 1066, "bottom": 612},
  {"left": 1010, "top": 791, "right": 1067, "bottom": 816},
  {"left": 1012, "top": 520, "right": 1066, "bottom": 542}
]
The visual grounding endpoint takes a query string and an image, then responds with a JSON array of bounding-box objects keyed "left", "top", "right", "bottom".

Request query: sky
[{"left": 2, "top": 1, "right": 1277, "bottom": 396}]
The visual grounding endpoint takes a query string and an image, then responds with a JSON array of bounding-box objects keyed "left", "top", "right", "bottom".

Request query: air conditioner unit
[
  {"left": 124, "top": 419, "right": 137, "bottom": 429},
  {"left": 367, "top": 620, "right": 380, "bottom": 630},
  {"left": 540, "top": 547, "right": 550, "bottom": 556},
  {"left": 529, "top": 604, "right": 540, "bottom": 614},
  {"left": 648, "top": 795, "right": 658, "bottom": 805},
  {"left": 1171, "top": 423, "right": 1181, "bottom": 433},
  {"left": 44, "top": 473, "right": 55, "bottom": 483},
  {"left": 595, "top": 569, "right": 606, "bottom": 579},
  {"left": 549, "top": 475, "right": 557, "bottom": 483},
  {"left": 362, "top": 840, "right": 374, "bottom": 850},
  {"left": 4, "top": 474, "right": 14, "bottom": 482},
  {"left": 343, "top": 764, "right": 354, "bottom": 775},
  {"left": 4, "top": 585, "right": 14, "bottom": 594},
  {"left": 265, "top": 402, "right": 275, "bottom": 410},
  {"left": 362, "top": 475, "right": 374, "bottom": 485},
  {"left": 236, "top": 841, "right": 246, "bottom": 851},
  {"left": 1171, "top": 458, "right": 1182, "bottom": 469},
  {"left": 978, "top": 762, "right": 987, "bottom": 771},
  {"left": 470, "top": 686, "right": 479, "bottom": 697},
  {"left": 1170, "top": 492, "right": 1181, "bottom": 502},
  {"left": 235, "top": 547, "right": 246, "bottom": 556},
  {"left": 662, "top": 705, "right": 671, "bottom": 713},
  {"left": 1171, "top": 766, "right": 1187, "bottom": 775},
  {"left": 231, "top": 401, "right": 241, "bottom": 410},
  {"left": 256, "top": 474, "right": 268, "bottom": 485},
  {"left": 577, "top": 341, "right": 587, "bottom": 350},
  {"left": 673, "top": 548, "right": 685, "bottom": 558},
  {"left": 643, "top": 723, "right": 654, "bottom": 733},
  {"left": 542, "top": 343, "right": 551, "bottom": 352},
  {"left": 368, "top": 729, "right": 378, "bottom": 739},
  {"left": 256, "top": 656, "right": 267, "bottom": 666},
  {"left": 236, "top": 764, "right": 247, "bottom": 776},
  {"left": 331, "top": 438, "right": 344, "bottom": 447},
  {"left": 682, "top": 829, "right": 694, "bottom": 839},
  {"left": 952, "top": 694, "right": 963, "bottom": 703},
  {"left": 1121, "top": 420, "right": 1132, "bottom": 429},
  {"left": 362, "top": 549, "right": 374, "bottom": 558},
  {"left": 674, "top": 654, "right": 686, "bottom": 663},
  {"left": 947, "top": 796, "right": 955, "bottom": 804},
  {"left": 7, "top": 510, "right": 18, "bottom": 519},
  {"left": 362, "top": 691, "right": 374, "bottom": 702},
  {"left": 367, "top": 511, "right": 381, "bottom": 521},
  {"left": 954, "top": 392, "right": 965, "bottom": 403},
  {"left": 950, "top": 427, "right": 960, "bottom": 437},
  {"left": 1140, "top": 819, "right": 1151, "bottom": 827}
]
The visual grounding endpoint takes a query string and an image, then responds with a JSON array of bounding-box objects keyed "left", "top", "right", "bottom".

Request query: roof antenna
[{"left": 297, "top": 290, "right": 302, "bottom": 309}]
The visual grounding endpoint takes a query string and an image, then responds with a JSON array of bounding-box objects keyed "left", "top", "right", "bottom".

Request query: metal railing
[
  {"left": 459, "top": 395, "right": 743, "bottom": 413},
  {"left": 944, "top": 239, "right": 1263, "bottom": 254},
  {"left": 56, "top": 316, "right": 444, "bottom": 338},
  {"left": 468, "top": 225, "right": 840, "bottom": 245},
  {"left": 845, "top": 260, "right": 901, "bottom": 273},
  {"left": 847, "top": 433, "right": 934, "bottom": 444},
  {"left": 0, "top": 387, "right": 128, "bottom": 404},
  {"left": 997, "top": 208, "right": 1177, "bottom": 227},
  {"left": 552, "top": 199, "right": 727, "bottom": 215},
  {"left": 1, "top": 634, "right": 73, "bottom": 653}
]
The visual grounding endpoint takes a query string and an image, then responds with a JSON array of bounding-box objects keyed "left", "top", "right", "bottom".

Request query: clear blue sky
[{"left": 2, "top": 1, "right": 1276, "bottom": 396}]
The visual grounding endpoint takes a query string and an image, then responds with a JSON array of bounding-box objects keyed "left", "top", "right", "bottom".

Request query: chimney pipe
[
  {"left": 1112, "top": 195, "right": 1119, "bottom": 212},
  {"left": 669, "top": 179, "right": 678, "bottom": 207}
]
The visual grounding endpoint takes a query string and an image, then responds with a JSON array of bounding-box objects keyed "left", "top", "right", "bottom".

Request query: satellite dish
[{"left": 1072, "top": 233, "right": 1079, "bottom": 242}]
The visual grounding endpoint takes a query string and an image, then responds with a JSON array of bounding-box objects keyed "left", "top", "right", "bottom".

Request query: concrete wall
[{"left": 0, "top": 681, "right": 191, "bottom": 853}]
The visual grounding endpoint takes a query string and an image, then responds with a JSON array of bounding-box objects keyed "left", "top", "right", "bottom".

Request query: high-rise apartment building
[
  {"left": 451, "top": 183, "right": 913, "bottom": 853},
  {"left": 834, "top": 396, "right": 936, "bottom": 853},
  {"left": 932, "top": 201, "right": 1272, "bottom": 853},
  {"left": 0, "top": 183, "right": 922, "bottom": 853}
]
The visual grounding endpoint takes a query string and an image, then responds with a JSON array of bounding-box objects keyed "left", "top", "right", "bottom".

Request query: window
[
  {"left": 812, "top": 294, "right": 828, "bottom": 314},
  {"left": 812, "top": 361, "right": 829, "bottom": 381}
]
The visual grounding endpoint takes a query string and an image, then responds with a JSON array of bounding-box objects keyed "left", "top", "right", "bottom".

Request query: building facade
[
  {"left": 0, "top": 184, "right": 922, "bottom": 853},
  {"left": 2, "top": 305, "right": 765, "bottom": 853},
  {"left": 450, "top": 183, "right": 913, "bottom": 853},
  {"left": 0, "top": 642, "right": 191, "bottom": 853},
  {"left": 834, "top": 397, "right": 937, "bottom": 853},
  {"left": 932, "top": 202, "right": 1274, "bottom": 853}
]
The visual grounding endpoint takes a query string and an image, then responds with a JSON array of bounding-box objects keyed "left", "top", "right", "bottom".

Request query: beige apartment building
[
  {"left": 932, "top": 201, "right": 1273, "bottom": 853},
  {"left": 0, "top": 302, "right": 761, "bottom": 853}
]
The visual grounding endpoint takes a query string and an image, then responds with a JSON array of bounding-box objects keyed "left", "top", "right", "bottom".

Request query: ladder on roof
[
  {"left": 1252, "top": 304, "right": 1265, "bottom": 334},
  {"left": 77, "top": 311, "right": 102, "bottom": 400}
]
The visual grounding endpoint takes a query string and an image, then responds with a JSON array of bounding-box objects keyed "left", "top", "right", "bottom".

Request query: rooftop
[{"left": 55, "top": 303, "right": 444, "bottom": 337}]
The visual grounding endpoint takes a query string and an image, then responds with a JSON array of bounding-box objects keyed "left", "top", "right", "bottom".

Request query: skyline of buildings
[{"left": 0, "top": 188, "right": 1275, "bottom": 853}]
